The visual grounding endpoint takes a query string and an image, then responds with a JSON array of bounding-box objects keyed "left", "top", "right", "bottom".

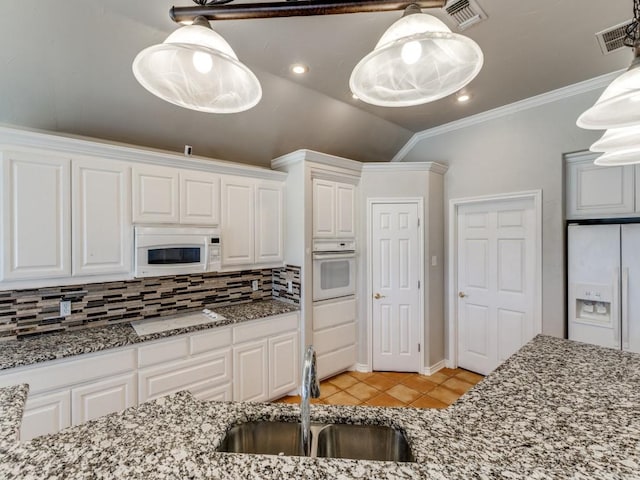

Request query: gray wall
[{"left": 402, "top": 87, "right": 605, "bottom": 355}]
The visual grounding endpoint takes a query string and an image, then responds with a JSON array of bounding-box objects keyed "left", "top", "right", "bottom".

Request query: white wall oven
[
  {"left": 312, "top": 240, "right": 356, "bottom": 301},
  {"left": 135, "top": 226, "right": 221, "bottom": 278}
]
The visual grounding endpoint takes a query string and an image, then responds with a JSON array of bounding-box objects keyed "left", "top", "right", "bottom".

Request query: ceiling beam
[{"left": 170, "top": 0, "right": 447, "bottom": 23}]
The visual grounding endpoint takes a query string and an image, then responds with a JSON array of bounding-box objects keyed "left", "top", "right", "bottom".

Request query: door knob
[
  {"left": 458, "top": 292, "right": 467, "bottom": 298},
  {"left": 374, "top": 293, "right": 386, "bottom": 299}
]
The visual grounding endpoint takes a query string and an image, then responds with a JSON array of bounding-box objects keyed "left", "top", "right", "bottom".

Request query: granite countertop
[
  {"left": 0, "top": 385, "right": 28, "bottom": 452},
  {"left": 1, "top": 335, "right": 640, "bottom": 479},
  {"left": 0, "top": 299, "right": 299, "bottom": 371}
]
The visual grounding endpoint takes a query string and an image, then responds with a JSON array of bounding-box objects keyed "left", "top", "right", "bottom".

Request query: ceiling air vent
[
  {"left": 444, "top": 0, "right": 487, "bottom": 31},
  {"left": 595, "top": 20, "right": 634, "bottom": 55}
]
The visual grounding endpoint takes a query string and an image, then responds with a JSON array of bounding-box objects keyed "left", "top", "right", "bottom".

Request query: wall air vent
[
  {"left": 444, "top": 0, "right": 487, "bottom": 31},
  {"left": 595, "top": 20, "right": 634, "bottom": 55}
]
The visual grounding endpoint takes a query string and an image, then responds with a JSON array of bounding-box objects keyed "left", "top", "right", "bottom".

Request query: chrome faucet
[{"left": 301, "top": 345, "right": 320, "bottom": 456}]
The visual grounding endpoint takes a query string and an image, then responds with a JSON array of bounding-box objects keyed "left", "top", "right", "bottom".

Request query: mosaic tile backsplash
[{"left": 0, "top": 266, "right": 301, "bottom": 340}]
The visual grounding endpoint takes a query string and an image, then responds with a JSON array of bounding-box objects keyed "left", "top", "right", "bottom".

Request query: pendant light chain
[{"left": 624, "top": 0, "right": 640, "bottom": 46}]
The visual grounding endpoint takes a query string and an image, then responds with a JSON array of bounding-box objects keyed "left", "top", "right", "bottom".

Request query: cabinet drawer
[
  {"left": 138, "top": 349, "right": 231, "bottom": 403},
  {"left": 313, "top": 322, "right": 356, "bottom": 356},
  {"left": 317, "top": 345, "right": 356, "bottom": 380},
  {"left": 190, "top": 327, "right": 232, "bottom": 356},
  {"left": 0, "top": 348, "right": 136, "bottom": 395},
  {"left": 313, "top": 298, "right": 356, "bottom": 331},
  {"left": 20, "top": 390, "right": 71, "bottom": 441},
  {"left": 138, "top": 336, "right": 190, "bottom": 368},
  {"left": 71, "top": 372, "right": 137, "bottom": 425},
  {"left": 233, "top": 313, "right": 298, "bottom": 344},
  {"left": 191, "top": 382, "right": 232, "bottom": 402}
]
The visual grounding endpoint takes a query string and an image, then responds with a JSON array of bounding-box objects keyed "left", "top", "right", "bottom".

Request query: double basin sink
[{"left": 218, "top": 421, "right": 414, "bottom": 462}]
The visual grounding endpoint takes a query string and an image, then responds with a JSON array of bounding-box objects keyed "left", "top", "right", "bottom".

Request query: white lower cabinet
[
  {"left": 233, "top": 340, "right": 269, "bottom": 402},
  {"left": 313, "top": 298, "right": 357, "bottom": 380},
  {"left": 71, "top": 372, "right": 137, "bottom": 425},
  {"left": 20, "top": 390, "right": 71, "bottom": 441},
  {"left": 269, "top": 332, "right": 299, "bottom": 399}
]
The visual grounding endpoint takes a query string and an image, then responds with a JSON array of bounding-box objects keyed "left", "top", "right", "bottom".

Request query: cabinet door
[
  {"left": 132, "top": 164, "right": 179, "bottom": 224},
  {"left": 138, "top": 350, "right": 231, "bottom": 403},
  {"left": 233, "top": 340, "right": 268, "bottom": 402},
  {"left": 336, "top": 183, "right": 355, "bottom": 238},
  {"left": 268, "top": 331, "right": 299, "bottom": 399},
  {"left": 221, "top": 176, "right": 255, "bottom": 265},
  {"left": 312, "top": 179, "right": 336, "bottom": 238},
  {"left": 1, "top": 151, "right": 71, "bottom": 280},
  {"left": 566, "top": 157, "right": 635, "bottom": 219},
  {"left": 20, "top": 390, "right": 71, "bottom": 441},
  {"left": 191, "top": 382, "right": 232, "bottom": 401},
  {"left": 255, "top": 180, "right": 284, "bottom": 265},
  {"left": 180, "top": 170, "right": 220, "bottom": 226},
  {"left": 71, "top": 372, "right": 137, "bottom": 425},
  {"left": 72, "top": 158, "right": 132, "bottom": 276}
]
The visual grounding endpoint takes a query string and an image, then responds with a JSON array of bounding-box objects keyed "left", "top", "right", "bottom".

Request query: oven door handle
[{"left": 312, "top": 252, "right": 356, "bottom": 260}]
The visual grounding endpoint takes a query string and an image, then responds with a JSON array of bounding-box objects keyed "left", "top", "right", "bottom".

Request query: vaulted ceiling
[{"left": 0, "top": 0, "right": 633, "bottom": 167}]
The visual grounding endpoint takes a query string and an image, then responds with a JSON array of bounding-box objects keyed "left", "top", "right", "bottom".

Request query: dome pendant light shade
[
  {"left": 577, "top": 46, "right": 640, "bottom": 130},
  {"left": 590, "top": 125, "right": 640, "bottom": 153},
  {"left": 594, "top": 149, "right": 640, "bottom": 166},
  {"left": 349, "top": 6, "right": 483, "bottom": 107},
  {"left": 132, "top": 17, "right": 261, "bottom": 114}
]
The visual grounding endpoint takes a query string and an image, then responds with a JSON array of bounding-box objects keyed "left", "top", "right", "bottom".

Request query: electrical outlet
[
  {"left": 60, "top": 300, "right": 71, "bottom": 317},
  {"left": 287, "top": 280, "right": 293, "bottom": 294},
  {"left": 251, "top": 280, "right": 259, "bottom": 291}
]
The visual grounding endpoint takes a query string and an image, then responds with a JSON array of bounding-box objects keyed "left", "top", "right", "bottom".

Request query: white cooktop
[{"left": 131, "top": 309, "right": 225, "bottom": 336}]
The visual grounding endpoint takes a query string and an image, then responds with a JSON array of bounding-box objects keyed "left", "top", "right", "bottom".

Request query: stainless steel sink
[
  {"left": 316, "top": 423, "right": 414, "bottom": 462},
  {"left": 217, "top": 421, "right": 414, "bottom": 462},
  {"left": 218, "top": 421, "right": 305, "bottom": 456}
]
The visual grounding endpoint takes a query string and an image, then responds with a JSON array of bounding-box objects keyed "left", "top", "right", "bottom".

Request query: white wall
[{"left": 401, "top": 87, "right": 605, "bottom": 354}]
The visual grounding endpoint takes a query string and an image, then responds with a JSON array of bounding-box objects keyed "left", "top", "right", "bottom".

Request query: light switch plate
[{"left": 287, "top": 280, "right": 293, "bottom": 294}]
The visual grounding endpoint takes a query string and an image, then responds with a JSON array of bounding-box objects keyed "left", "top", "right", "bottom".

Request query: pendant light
[
  {"left": 577, "top": 0, "right": 640, "bottom": 165},
  {"left": 349, "top": 4, "right": 483, "bottom": 107},
  {"left": 132, "top": 16, "right": 261, "bottom": 114}
]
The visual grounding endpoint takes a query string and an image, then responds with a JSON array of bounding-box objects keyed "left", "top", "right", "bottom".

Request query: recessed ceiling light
[
  {"left": 291, "top": 64, "right": 309, "bottom": 75},
  {"left": 457, "top": 93, "right": 471, "bottom": 103}
]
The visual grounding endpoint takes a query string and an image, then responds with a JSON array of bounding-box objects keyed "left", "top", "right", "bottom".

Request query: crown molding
[
  {"left": 362, "top": 161, "right": 448, "bottom": 174},
  {"left": 271, "top": 149, "right": 363, "bottom": 173},
  {"left": 391, "top": 69, "right": 624, "bottom": 163},
  {"left": 0, "top": 124, "right": 287, "bottom": 180}
]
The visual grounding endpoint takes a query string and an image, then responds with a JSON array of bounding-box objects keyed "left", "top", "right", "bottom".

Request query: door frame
[
  {"left": 366, "top": 197, "right": 425, "bottom": 374},
  {"left": 447, "top": 190, "right": 543, "bottom": 369}
]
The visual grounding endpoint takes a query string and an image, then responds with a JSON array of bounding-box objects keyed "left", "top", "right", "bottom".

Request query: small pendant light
[
  {"left": 349, "top": 4, "right": 483, "bottom": 107},
  {"left": 132, "top": 16, "right": 261, "bottom": 114}
]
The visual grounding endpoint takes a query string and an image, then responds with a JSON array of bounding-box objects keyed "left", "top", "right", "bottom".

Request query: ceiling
[{"left": 0, "top": 0, "right": 633, "bottom": 167}]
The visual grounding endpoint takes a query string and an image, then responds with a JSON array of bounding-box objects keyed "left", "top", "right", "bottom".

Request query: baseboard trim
[
  {"left": 444, "top": 359, "right": 456, "bottom": 369},
  {"left": 423, "top": 360, "right": 446, "bottom": 376},
  {"left": 352, "top": 363, "right": 371, "bottom": 373}
]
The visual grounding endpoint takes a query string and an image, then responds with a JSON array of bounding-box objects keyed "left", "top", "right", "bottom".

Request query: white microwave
[{"left": 134, "top": 226, "right": 221, "bottom": 278}]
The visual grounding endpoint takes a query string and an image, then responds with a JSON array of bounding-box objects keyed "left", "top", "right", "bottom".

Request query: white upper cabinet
[
  {"left": 221, "top": 176, "right": 284, "bottom": 267},
  {"left": 221, "top": 176, "right": 255, "bottom": 266},
  {"left": 255, "top": 180, "right": 284, "bottom": 264},
  {"left": 132, "top": 164, "right": 180, "bottom": 224},
  {"left": 72, "top": 157, "right": 132, "bottom": 276},
  {"left": 336, "top": 183, "right": 355, "bottom": 238},
  {"left": 313, "top": 179, "right": 355, "bottom": 238},
  {"left": 180, "top": 171, "right": 220, "bottom": 226},
  {"left": 1, "top": 151, "right": 71, "bottom": 281},
  {"left": 566, "top": 153, "right": 635, "bottom": 219}
]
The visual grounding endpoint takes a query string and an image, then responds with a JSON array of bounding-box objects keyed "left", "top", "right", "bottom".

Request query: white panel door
[
  {"left": 71, "top": 373, "right": 137, "bottom": 425},
  {"left": 568, "top": 225, "right": 621, "bottom": 350},
  {"left": 255, "top": 180, "right": 284, "bottom": 264},
  {"left": 457, "top": 198, "right": 537, "bottom": 375},
  {"left": 180, "top": 170, "right": 220, "bottom": 225},
  {"left": 1, "top": 151, "right": 71, "bottom": 280},
  {"left": 371, "top": 203, "right": 421, "bottom": 372},
  {"left": 336, "top": 183, "right": 355, "bottom": 238},
  {"left": 268, "top": 331, "right": 299, "bottom": 399},
  {"left": 621, "top": 225, "right": 640, "bottom": 353},
  {"left": 132, "top": 165, "right": 179, "bottom": 224},
  {"left": 233, "top": 340, "right": 268, "bottom": 402},
  {"left": 20, "top": 390, "right": 71, "bottom": 441},
  {"left": 221, "top": 176, "right": 255, "bottom": 265},
  {"left": 312, "top": 179, "right": 336, "bottom": 238},
  {"left": 72, "top": 157, "right": 132, "bottom": 276}
]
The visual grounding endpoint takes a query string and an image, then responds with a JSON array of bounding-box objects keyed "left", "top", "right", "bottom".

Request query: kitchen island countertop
[{"left": 1, "top": 335, "right": 640, "bottom": 479}]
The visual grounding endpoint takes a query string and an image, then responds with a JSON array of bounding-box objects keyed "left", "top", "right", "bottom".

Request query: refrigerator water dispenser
[{"left": 571, "top": 283, "right": 614, "bottom": 328}]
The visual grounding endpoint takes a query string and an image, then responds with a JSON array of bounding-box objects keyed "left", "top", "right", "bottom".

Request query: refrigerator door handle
[
  {"left": 613, "top": 267, "right": 621, "bottom": 346},
  {"left": 622, "top": 267, "right": 630, "bottom": 350}
]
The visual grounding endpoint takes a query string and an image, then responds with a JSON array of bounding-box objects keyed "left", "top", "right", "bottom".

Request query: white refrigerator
[{"left": 568, "top": 223, "right": 640, "bottom": 353}]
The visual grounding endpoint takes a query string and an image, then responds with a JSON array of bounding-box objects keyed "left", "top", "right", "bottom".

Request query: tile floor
[{"left": 274, "top": 368, "right": 484, "bottom": 409}]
